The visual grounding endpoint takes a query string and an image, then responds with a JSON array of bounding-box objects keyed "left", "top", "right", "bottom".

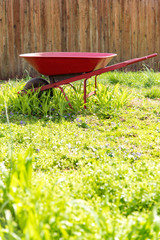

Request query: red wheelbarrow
[{"left": 19, "top": 52, "right": 157, "bottom": 109}]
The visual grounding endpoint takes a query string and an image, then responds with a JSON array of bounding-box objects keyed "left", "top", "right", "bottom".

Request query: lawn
[{"left": 0, "top": 70, "right": 160, "bottom": 239}]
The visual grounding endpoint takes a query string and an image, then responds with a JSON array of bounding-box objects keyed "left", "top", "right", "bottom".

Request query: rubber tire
[
  {"left": 22, "top": 77, "right": 54, "bottom": 97},
  {"left": 23, "top": 77, "right": 49, "bottom": 91}
]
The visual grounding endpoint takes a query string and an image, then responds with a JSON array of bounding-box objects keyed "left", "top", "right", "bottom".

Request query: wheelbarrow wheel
[
  {"left": 23, "top": 77, "right": 49, "bottom": 91},
  {"left": 22, "top": 77, "right": 53, "bottom": 96}
]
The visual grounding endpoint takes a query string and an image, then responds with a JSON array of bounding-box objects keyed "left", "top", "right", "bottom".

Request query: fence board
[
  {"left": 155, "top": 0, "right": 160, "bottom": 69},
  {"left": 0, "top": 0, "right": 159, "bottom": 79}
]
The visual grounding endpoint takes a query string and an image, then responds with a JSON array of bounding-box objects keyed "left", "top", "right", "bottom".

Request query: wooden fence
[{"left": 0, "top": 0, "right": 159, "bottom": 80}]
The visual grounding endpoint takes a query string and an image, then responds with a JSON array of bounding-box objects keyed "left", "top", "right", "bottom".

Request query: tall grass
[
  {"left": 0, "top": 79, "right": 133, "bottom": 119},
  {"left": 144, "top": 87, "right": 160, "bottom": 99},
  {"left": 89, "top": 84, "right": 133, "bottom": 117},
  {"left": 103, "top": 69, "right": 160, "bottom": 89}
]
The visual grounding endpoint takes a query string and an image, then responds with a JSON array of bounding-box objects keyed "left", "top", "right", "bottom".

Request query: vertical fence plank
[
  {"left": 6, "top": 0, "right": 14, "bottom": 77},
  {"left": 79, "top": 0, "right": 87, "bottom": 51},
  {"left": 100, "top": 0, "right": 105, "bottom": 53},
  {"left": 155, "top": 0, "right": 160, "bottom": 69},
  {"left": 91, "top": 0, "right": 96, "bottom": 52},
  {"left": 94, "top": 0, "right": 98, "bottom": 52},
  {"left": 109, "top": 0, "right": 114, "bottom": 55},
  {"left": 147, "top": 0, "right": 152, "bottom": 55},
  {"left": 33, "top": 0, "right": 41, "bottom": 52},
  {"left": 55, "top": 0, "right": 62, "bottom": 51},
  {"left": 52, "top": 0, "right": 56, "bottom": 51},
  {"left": 85, "top": 0, "right": 90, "bottom": 51},
  {"left": 13, "top": 0, "right": 21, "bottom": 75},
  {"left": 151, "top": 0, "right": 156, "bottom": 54},
  {"left": 124, "top": 0, "right": 131, "bottom": 61},
  {"left": 66, "top": 0, "right": 71, "bottom": 51},
  {"left": 28, "top": 0, "right": 34, "bottom": 53},
  {"left": 150, "top": 0, "right": 157, "bottom": 69},
  {"left": 0, "top": 0, "right": 2, "bottom": 77},
  {"left": 2, "top": 0, "right": 9, "bottom": 79},
  {"left": 114, "top": 0, "right": 120, "bottom": 62},
  {"left": 103, "top": 0, "right": 109, "bottom": 53},
  {"left": 61, "top": 0, "right": 67, "bottom": 51},
  {"left": 97, "top": 0, "right": 102, "bottom": 52},
  {"left": 130, "top": 0, "right": 137, "bottom": 60},
  {"left": 138, "top": 0, "right": 146, "bottom": 59},
  {"left": 88, "top": 0, "right": 93, "bottom": 52},
  {"left": 40, "top": 0, "right": 46, "bottom": 51}
]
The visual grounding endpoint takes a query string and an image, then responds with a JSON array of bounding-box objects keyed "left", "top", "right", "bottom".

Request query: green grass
[
  {"left": 0, "top": 71, "right": 160, "bottom": 239},
  {"left": 144, "top": 87, "right": 160, "bottom": 99},
  {"left": 102, "top": 68, "right": 160, "bottom": 89}
]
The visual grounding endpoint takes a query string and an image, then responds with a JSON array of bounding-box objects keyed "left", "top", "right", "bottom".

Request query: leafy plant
[{"left": 90, "top": 84, "right": 133, "bottom": 117}]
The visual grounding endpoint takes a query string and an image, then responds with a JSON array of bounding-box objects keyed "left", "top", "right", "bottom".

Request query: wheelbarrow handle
[
  {"left": 123, "top": 53, "right": 157, "bottom": 65},
  {"left": 101, "top": 53, "right": 158, "bottom": 73}
]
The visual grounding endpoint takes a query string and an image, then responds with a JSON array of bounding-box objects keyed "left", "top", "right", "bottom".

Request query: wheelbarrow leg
[
  {"left": 84, "top": 76, "right": 97, "bottom": 109},
  {"left": 58, "top": 86, "right": 73, "bottom": 109},
  {"left": 95, "top": 75, "right": 97, "bottom": 95},
  {"left": 84, "top": 79, "right": 88, "bottom": 109}
]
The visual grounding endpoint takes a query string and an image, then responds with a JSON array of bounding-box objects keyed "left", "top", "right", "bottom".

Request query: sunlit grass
[{"left": 0, "top": 71, "right": 160, "bottom": 239}]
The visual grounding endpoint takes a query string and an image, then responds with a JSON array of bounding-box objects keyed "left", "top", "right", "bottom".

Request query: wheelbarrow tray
[{"left": 19, "top": 52, "right": 117, "bottom": 76}]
